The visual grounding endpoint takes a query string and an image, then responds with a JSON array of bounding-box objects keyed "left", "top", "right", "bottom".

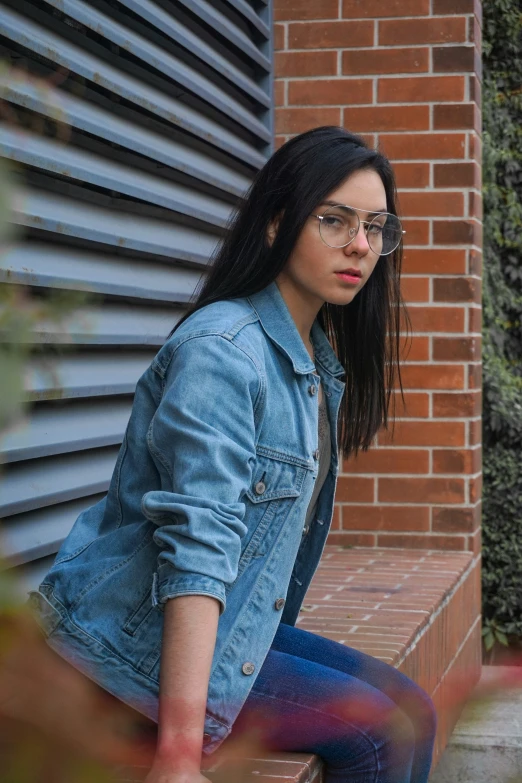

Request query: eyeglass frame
[{"left": 310, "top": 203, "right": 406, "bottom": 256}]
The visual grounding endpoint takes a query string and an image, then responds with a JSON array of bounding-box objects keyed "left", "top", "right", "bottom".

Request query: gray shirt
[{"left": 303, "top": 387, "right": 331, "bottom": 533}]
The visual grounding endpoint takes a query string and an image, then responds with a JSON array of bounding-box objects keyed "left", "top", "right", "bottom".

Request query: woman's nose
[{"left": 344, "top": 223, "right": 370, "bottom": 255}]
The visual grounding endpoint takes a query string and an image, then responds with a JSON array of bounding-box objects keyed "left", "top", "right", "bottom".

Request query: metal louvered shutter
[{"left": 0, "top": 0, "right": 273, "bottom": 592}]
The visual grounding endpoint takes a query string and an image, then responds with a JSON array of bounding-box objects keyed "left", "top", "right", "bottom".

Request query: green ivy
[{"left": 482, "top": 0, "right": 522, "bottom": 638}]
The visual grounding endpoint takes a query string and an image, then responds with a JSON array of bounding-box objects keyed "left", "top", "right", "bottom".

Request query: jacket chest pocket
[{"left": 237, "top": 449, "right": 309, "bottom": 574}]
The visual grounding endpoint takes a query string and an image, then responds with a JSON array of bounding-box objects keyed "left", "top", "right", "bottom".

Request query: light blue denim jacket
[{"left": 30, "top": 281, "right": 346, "bottom": 754}]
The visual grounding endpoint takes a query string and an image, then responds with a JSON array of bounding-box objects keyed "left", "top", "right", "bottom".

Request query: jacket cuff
[{"left": 156, "top": 564, "right": 227, "bottom": 615}]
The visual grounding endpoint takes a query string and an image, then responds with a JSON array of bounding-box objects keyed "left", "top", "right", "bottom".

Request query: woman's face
[{"left": 277, "top": 168, "right": 388, "bottom": 308}]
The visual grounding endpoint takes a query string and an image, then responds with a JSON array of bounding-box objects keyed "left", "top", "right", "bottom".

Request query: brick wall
[{"left": 274, "top": 0, "right": 482, "bottom": 554}]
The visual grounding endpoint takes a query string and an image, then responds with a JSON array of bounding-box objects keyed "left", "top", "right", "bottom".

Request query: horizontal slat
[
  {"left": 1, "top": 401, "right": 131, "bottom": 462},
  {"left": 0, "top": 74, "right": 252, "bottom": 199},
  {"left": 25, "top": 353, "right": 154, "bottom": 400},
  {"left": 10, "top": 555, "right": 58, "bottom": 595},
  {"left": 0, "top": 6, "right": 266, "bottom": 168},
  {"left": 222, "top": 0, "right": 271, "bottom": 38},
  {"left": 4, "top": 305, "right": 182, "bottom": 346},
  {"left": 1, "top": 125, "right": 232, "bottom": 229},
  {"left": 8, "top": 192, "right": 218, "bottom": 264},
  {"left": 115, "top": 0, "right": 270, "bottom": 107},
  {"left": 179, "top": 0, "right": 270, "bottom": 55},
  {"left": 2, "top": 495, "right": 104, "bottom": 566},
  {"left": 0, "top": 448, "right": 118, "bottom": 517},
  {"left": 41, "top": 0, "right": 271, "bottom": 141},
  {"left": 0, "top": 244, "right": 202, "bottom": 301}
]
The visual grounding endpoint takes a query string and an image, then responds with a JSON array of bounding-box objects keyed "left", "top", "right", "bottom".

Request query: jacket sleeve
[{"left": 141, "top": 334, "right": 262, "bottom": 615}]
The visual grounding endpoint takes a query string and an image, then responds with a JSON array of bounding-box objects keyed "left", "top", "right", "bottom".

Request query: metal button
[
  {"left": 308, "top": 384, "right": 317, "bottom": 396},
  {"left": 203, "top": 733, "right": 212, "bottom": 745},
  {"left": 302, "top": 525, "right": 309, "bottom": 535},
  {"left": 313, "top": 449, "right": 320, "bottom": 460},
  {"left": 254, "top": 480, "right": 266, "bottom": 495},
  {"left": 242, "top": 661, "right": 255, "bottom": 675},
  {"left": 274, "top": 598, "right": 285, "bottom": 611}
]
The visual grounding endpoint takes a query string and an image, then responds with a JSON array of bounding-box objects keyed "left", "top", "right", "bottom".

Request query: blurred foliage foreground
[{"left": 481, "top": 0, "right": 522, "bottom": 657}]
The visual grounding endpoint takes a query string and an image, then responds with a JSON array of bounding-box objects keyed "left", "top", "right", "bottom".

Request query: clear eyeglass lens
[{"left": 319, "top": 205, "right": 403, "bottom": 255}]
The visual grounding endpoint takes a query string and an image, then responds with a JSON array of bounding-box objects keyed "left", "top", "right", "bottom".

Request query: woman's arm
[{"left": 146, "top": 594, "right": 220, "bottom": 783}]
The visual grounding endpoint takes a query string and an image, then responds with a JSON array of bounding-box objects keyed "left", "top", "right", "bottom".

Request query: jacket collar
[{"left": 247, "top": 281, "right": 345, "bottom": 380}]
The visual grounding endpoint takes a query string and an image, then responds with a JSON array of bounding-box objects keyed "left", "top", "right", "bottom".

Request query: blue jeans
[{"left": 228, "top": 622, "right": 437, "bottom": 783}]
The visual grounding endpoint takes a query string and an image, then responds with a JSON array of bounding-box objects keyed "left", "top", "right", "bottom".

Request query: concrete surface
[{"left": 430, "top": 667, "right": 522, "bottom": 782}]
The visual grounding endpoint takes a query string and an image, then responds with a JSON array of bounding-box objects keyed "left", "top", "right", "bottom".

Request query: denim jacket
[{"left": 29, "top": 281, "right": 346, "bottom": 754}]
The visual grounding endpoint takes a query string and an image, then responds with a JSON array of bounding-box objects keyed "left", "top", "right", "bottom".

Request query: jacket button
[
  {"left": 308, "top": 384, "right": 317, "bottom": 396},
  {"left": 313, "top": 449, "right": 320, "bottom": 460},
  {"left": 242, "top": 661, "right": 255, "bottom": 675},
  {"left": 254, "top": 481, "right": 266, "bottom": 495},
  {"left": 203, "top": 733, "right": 212, "bottom": 745},
  {"left": 302, "top": 525, "right": 309, "bottom": 535},
  {"left": 274, "top": 598, "right": 285, "bottom": 611}
]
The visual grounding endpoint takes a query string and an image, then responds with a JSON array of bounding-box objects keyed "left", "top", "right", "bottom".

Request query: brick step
[{"left": 116, "top": 546, "right": 481, "bottom": 782}]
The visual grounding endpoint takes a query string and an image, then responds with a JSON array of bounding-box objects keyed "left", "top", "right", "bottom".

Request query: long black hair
[{"left": 171, "top": 126, "right": 409, "bottom": 458}]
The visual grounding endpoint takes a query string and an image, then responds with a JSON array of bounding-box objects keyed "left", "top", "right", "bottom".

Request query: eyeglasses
[{"left": 311, "top": 204, "right": 405, "bottom": 256}]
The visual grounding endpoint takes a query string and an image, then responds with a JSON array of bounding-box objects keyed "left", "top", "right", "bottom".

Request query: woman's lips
[{"left": 335, "top": 271, "right": 362, "bottom": 284}]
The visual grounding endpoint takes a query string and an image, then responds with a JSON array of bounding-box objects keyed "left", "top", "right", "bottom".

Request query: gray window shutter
[{"left": 0, "top": 0, "right": 273, "bottom": 592}]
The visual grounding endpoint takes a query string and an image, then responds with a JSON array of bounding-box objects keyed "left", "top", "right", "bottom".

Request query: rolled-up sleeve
[{"left": 141, "top": 334, "right": 262, "bottom": 614}]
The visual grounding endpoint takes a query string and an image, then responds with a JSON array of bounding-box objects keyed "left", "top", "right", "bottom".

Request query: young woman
[{"left": 30, "top": 126, "right": 437, "bottom": 783}]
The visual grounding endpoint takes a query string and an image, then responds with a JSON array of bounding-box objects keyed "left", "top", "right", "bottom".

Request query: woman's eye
[
  {"left": 369, "top": 224, "right": 384, "bottom": 234},
  {"left": 323, "top": 216, "right": 344, "bottom": 227}
]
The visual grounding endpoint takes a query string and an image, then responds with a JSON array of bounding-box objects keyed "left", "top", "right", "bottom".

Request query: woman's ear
[{"left": 266, "top": 212, "right": 282, "bottom": 247}]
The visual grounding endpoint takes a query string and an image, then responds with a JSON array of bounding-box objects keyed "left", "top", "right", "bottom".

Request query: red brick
[
  {"left": 379, "top": 475, "right": 464, "bottom": 505},
  {"left": 344, "top": 105, "right": 430, "bottom": 132},
  {"left": 433, "top": 506, "right": 480, "bottom": 534},
  {"left": 402, "top": 220, "right": 430, "bottom": 245},
  {"left": 393, "top": 392, "right": 430, "bottom": 418},
  {"left": 379, "top": 76, "right": 465, "bottom": 103},
  {"left": 343, "top": 0, "right": 430, "bottom": 16},
  {"left": 335, "top": 476, "right": 375, "bottom": 503},
  {"left": 433, "top": 0, "right": 476, "bottom": 12},
  {"left": 340, "top": 505, "right": 430, "bottom": 532},
  {"left": 330, "top": 504, "right": 342, "bottom": 531},
  {"left": 469, "top": 418, "right": 481, "bottom": 446},
  {"left": 403, "top": 249, "right": 467, "bottom": 274},
  {"left": 407, "top": 307, "right": 465, "bottom": 333},
  {"left": 469, "top": 474, "right": 482, "bottom": 504},
  {"left": 288, "top": 79, "right": 372, "bottom": 106},
  {"left": 274, "top": 135, "right": 287, "bottom": 150},
  {"left": 401, "top": 335, "right": 430, "bottom": 361},
  {"left": 434, "top": 162, "right": 481, "bottom": 188},
  {"left": 468, "top": 362, "right": 482, "bottom": 390},
  {"left": 433, "top": 336, "right": 481, "bottom": 361},
  {"left": 469, "top": 192, "right": 483, "bottom": 221},
  {"left": 274, "top": 0, "right": 339, "bottom": 21},
  {"left": 433, "top": 449, "right": 481, "bottom": 474},
  {"left": 343, "top": 448, "right": 430, "bottom": 475},
  {"left": 433, "top": 103, "right": 480, "bottom": 131},
  {"left": 377, "top": 533, "right": 467, "bottom": 550},
  {"left": 275, "top": 51, "right": 338, "bottom": 77},
  {"left": 274, "top": 24, "right": 285, "bottom": 50},
  {"left": 327, "top": 531, "right": 377, "bottom": 547},
  {"left": 288, "top": 20, "right": 374, "bottom": 48},
  {"left": 468, "top": 307, "right": 482, "bottom": 333},
  {"left": 433, "top": 277, "right": 481, "bottom": 303},
  {"left": 433, "top": 220, "right": 481, "bottom": 245},
  {"left": 393, "top": 163, "right": 430, "bottom": 189},
  {"left": 343, "top": 48, "right": 429, "bottom": 76},
  {"left": 379, "top": 420, "right": 465, "bottom": 447},
  {"left": 469, "top": 133, "right": 482, "bottom": 163},
  {"left": 470, "top": 75, "right": 481, "bottom": 107},
  {"left": 468, "top": 527, "right": 482, "bottom": 554},
  {"left": 433, "top": 392, "right": 481, "bottom": 418},
  {"left": 399, "top": 192, "right": 464, "bottom": 217},
  {"left": 379, "top": 133, "right": 466, "bottom": 160},
  {"left": 274, "top": 80, "right": 285, "bottom": 107},
  {"left": 401, "top": 277, "right": 430, "bottom": 302},
  {"left": 379, "top": 18, "right": 467, "bottom": 46},
  {"left": 469, "top": 249, "right": 482, "bottom": 276},
  {"left": 433, "top": 46, "right": 477, "bottom": 73},
  {"left": 276, "top": 107, "right": 341, "bottom": 134},
  {"left": 398, "top": 364, "right": 465, "bottom": 391}
]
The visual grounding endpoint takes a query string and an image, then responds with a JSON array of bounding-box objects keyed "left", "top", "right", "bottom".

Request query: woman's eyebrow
[{"left": 320, "top": 200, "right": 388, "bottom": 214}]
